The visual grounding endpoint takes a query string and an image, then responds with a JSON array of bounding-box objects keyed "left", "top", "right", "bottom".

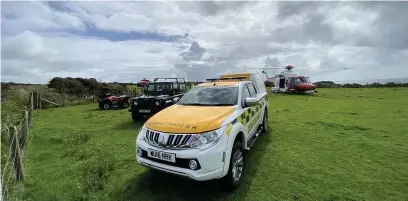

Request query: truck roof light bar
[{"left": 153, "top": 78, "right": 186, "bottom": 83}]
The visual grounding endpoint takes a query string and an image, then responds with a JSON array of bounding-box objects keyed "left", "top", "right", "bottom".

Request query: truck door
[
  {"left": 246, "top": 83, "right": 263, "bottom": 135},
  {"left": 241, "top": 84, "right": 251, "bottom": 136}
]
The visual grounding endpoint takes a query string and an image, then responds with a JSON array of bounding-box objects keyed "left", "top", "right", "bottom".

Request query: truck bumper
[
  {"left": 135, "top": 134, "right": 228, "bottom": 181},
  {"left": 129, "top": 106, "right": 162, "bottom": 114}
]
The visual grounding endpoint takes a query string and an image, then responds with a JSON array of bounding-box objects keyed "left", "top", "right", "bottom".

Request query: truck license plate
[
  {"left": 147, "top": 149, "right": 176, "bottom": 163},
  {"left": 139, "top": 109, "right": 150, "bottom": 113}
]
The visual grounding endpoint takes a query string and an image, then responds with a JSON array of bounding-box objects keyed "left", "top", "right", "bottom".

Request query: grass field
[{"left": 22, "top": 88, "right": 408, "bottom": 201}]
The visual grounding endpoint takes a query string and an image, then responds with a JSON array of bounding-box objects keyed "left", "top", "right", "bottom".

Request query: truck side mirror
[
  {"left": 172, "top": 97, "right": 180, "bottom": 104},
  {"left": 244, "top": 97, "right": 258, "bottom": 107}
]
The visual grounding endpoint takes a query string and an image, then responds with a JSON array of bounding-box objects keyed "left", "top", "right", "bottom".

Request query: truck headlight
[
  {"left": 155, "top": 101, "right": 160, "bottom": 106},
  {"left": 189, "top": 130, "right": 223, "bottom": 150},
  {"left": 137, "top": 125, "right": 146, "bottom": 141},
  {"left": 133, "top": 101, "right": 138, "bottom": 106}
]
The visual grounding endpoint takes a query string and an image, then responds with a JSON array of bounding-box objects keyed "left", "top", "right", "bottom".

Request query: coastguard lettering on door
[{"left": 148, "top": 121, "right": 197, "bottom": 130}]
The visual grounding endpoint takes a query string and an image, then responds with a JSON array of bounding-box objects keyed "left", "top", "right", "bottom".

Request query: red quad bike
[
  {"left": 136, "top": 78, "right": 150, "bottom": 87},
  {"left": 98, "top": 94, "right": 130, "bottom": 110}
]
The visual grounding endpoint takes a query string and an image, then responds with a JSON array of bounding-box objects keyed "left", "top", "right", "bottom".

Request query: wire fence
[
  {"left": 0, "top": 88, "right": 140, "bottom": 201},
  {"left": 1, "top": 106, "right": 32, "bottom": 201},
  {"left": 1, "top": 90, "right": 37, "bottom": 201},
  {"left": 0, "top": 84, "right": 196, "bottom": 200}
]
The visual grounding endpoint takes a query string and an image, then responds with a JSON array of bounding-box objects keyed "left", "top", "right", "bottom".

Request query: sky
[{"left": 1, "top": 1, "right": 408, "bottom": 84}]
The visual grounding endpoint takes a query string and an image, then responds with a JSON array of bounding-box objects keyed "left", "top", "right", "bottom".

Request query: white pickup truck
[{"left": 135, "top": 73, "right": 269, "bottom": 190}]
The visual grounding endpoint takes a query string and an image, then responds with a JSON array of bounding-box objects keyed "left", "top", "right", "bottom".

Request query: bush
[
  {"left": 47, "top": 77, "right": 134, "bottom": 96},
  {"left": 48, "top": 77, "right": 99, "bottom": 95}
]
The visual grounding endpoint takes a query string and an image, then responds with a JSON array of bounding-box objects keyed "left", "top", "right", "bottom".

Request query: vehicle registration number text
[{"left": 147, "top": 149, "right": 176, "bottom": 163}]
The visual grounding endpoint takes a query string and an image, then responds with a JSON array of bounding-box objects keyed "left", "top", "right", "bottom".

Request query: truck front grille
[
  {"left": 144, "top": 129, "right": 193, "bottom": 148},
  {"left": 137, "top": 98, "right": 156, "bottom": 109}
]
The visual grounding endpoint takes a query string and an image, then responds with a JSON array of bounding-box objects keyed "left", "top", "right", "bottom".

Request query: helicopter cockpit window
[
  {"left": 294, "top": 78, "right": 303, "bottom": 84},
  {"left": 288, "top": 77, "right": 295, "bottom": 85},
  {"left": 300, "top": 77, "right": 310, "bottom": 83}
]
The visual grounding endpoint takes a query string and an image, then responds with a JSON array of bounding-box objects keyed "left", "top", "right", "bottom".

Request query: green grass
[
  {"left": 22, "top": 88, "right": 408, "bottom": 201},
  {"left": 127, "top": 84, "right": 139, "bottom": 89}
]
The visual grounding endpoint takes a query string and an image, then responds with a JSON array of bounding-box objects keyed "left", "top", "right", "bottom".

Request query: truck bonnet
[{"left": 145, "top": 104, "right": 236, "bottom": 134}]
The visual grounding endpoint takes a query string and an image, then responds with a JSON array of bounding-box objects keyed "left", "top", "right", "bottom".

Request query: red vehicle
[
  {"left": 136, "top": 78, "right": 150, "bottom": 87},
  {"left": 98, "top": 93, "right": 130, "bottom": 110}
]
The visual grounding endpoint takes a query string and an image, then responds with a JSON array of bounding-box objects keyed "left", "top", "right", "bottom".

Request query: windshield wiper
[{"left": 207, "top": 103, "right": 234, "bottom": 106}]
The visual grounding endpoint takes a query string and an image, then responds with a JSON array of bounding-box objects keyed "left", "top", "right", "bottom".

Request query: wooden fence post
[
  {"left": 35, "top": 92, "right": 39, "bottom": 109},
  {"left": 32, "top": 92, "right": 37, "bottom": 110},
  {"left": 20, "top": 108, "right": 29, "bottom": 150},
  {"left": 38, "top": 92, "right": 42, "bottom": 109},
  {"left": 63, "top": 89, "right": 66, "bottom": 106},
  {"left": 29, "top": 92, "right": 34, "bottom": 111},
  {"left": 34, "top": 91, "right": 40, "bottom": 109},
  {"left": 8, "top": 126, "right": 24, "bottom": 182},
  {"left": 28, "top": 108, "right": 33, "bottom": 128},
  {"left": 93, "top": 90, "right": 95, "bottom": 103}
]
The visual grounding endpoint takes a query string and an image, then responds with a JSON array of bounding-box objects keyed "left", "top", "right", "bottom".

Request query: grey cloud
[
  {"left": 174, "top": 40, "right": 242, "bottom": 81},
  {"left": 177, "top": 1, "right": 251, "bottom": 16},
  {"left": 265, "top": 56, "right": 281, "bottom": 67},
  {"left": 274, "top": 2, "right": 335, "bottom": 44},
  {"left": 2, "top": 1, "right": 408, "bottom": 84},
  {"left": 1, "top": 59, "right": 45, "bottom": 83},
  {"left": 174, "top": 62, "right": 239, "bottom": 81},
  {"left": 1, "top": 1, "right": 84, "bottom": 34},
  {"left": 275, "top": 1, "right": 408, "bottom": 50},
  {"left": 276, "top": 1, "right": 327, "bottom": 19},
  {"left": 197, "top": 1, "right": 251, "bottom": 15},
  {"left": 370, "top": 2, "right": 408, "bottom": 50},
  {"left": 46, "top": 60, "right": 94, "bottom": 73},
  {"left": 180, "top": 41, "right": 207, "bottom": 61}
]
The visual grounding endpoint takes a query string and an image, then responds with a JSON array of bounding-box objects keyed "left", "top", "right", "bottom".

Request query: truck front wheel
[
  {"left": 260, "top": 109, "right": 268, "bottom": 134},
  {"left": 222, "top": 140, "right": 245, "bottom": 191},
  {"left": 132, "top": 112, "right": 143, "bottom": 121}
]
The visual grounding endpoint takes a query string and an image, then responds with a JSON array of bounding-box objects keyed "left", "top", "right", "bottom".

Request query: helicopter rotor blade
[
  {"left": 245, "top": 67, "right": 267, "bottom": 69},
  {"left": 245, "top": 67, "right": 281, "bottom": 69},
  {"left": 263, "top": 67, "right": 281, "bottom": 69},
  {"left": 312, "top": 67, "right": 349, "bottom": 71}
]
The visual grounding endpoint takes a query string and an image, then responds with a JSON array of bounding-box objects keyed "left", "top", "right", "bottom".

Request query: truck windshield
[
  {"left": 145, "top": 83, "right": 171, "bottom": 91},
  {"left": 178, "top": 86, "right": 238, "bottom": 106}
]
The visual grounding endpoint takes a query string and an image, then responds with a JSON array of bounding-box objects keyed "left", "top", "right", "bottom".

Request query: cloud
[
  {"left": 1, "top": 31, "right": 185, "bottom": 83},
  {"left": 1, "top": 1, "right": 84, "bottom": 35},
  {"left": 1, "top": 1, "right": 408, "bottom": 84}
]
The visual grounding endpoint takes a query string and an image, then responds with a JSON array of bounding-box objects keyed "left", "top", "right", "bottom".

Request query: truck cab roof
[{"left": 198, "top": 72, "right": 267, "bottom": 96}]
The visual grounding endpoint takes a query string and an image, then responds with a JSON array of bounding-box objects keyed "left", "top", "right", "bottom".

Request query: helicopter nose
[{"left": 295, "top": 83, "right": 316, "bottom": 91}]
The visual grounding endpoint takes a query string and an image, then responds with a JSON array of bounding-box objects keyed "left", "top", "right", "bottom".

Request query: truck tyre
[
  {"left": 260, "top": 109, "right": 268, "bottom": 134},
  {"left": 132, "top": 112, "right": 143, "bottom": 121},
  {"left": 223, "top": 140, "right": 245, "bottom": 191}
]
